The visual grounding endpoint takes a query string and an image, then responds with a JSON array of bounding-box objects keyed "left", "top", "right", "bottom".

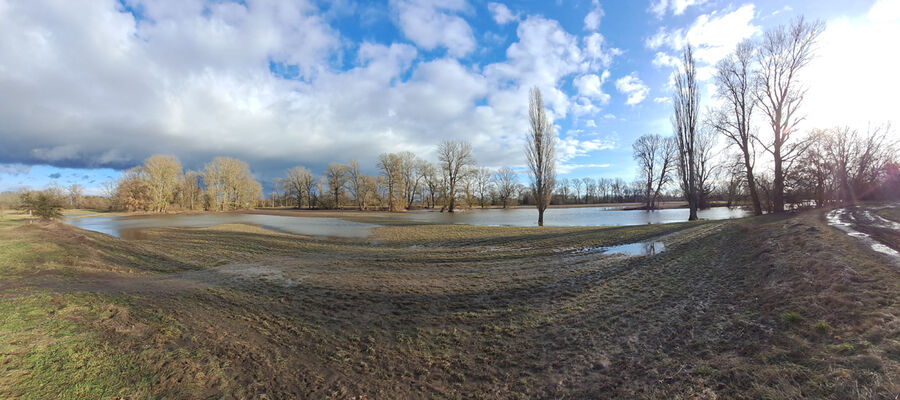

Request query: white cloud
[
  {"left": 651, "top": 51, "right": 679, "bottom": 68},
  {"left": 803, "top": 6, "right": 900, "bottom": 129},
  {"left": 487, "top": 2, "right": 517, "bottom": 25},
  {"left": 484, "top": 16, "right": 586, "bottom": 119},
  {"left": 649, "top": 0, "right": 707, "bottom": 18},
  {"left": 574, "top": 71, "right": 611, "bottom": 103},
  {"left": 646, "top": 4, "right": 759, "bottom": 79},
  {"left": 584, "top": 0, "right": 604, "bottom": 31},
  {"left": 0, "top": 1, "right": 623, "bottom": 179},
  {"left": 869, "top": 0, "right": 900, "bottom": 22},
  {"left": 615, "top": 73, "right": 649, "bottom": 105},
  {"left": 653, "top": 97, "right": 671, "bottom": 103},
  {"left": 557, "top": 136, "right": 615, "bottom": 164},
  {"left": 583, "top": 32, "right": 621, "bottom": 70},
  {"left": 391, "top": 0, "right": 476, "bottom": 57}
]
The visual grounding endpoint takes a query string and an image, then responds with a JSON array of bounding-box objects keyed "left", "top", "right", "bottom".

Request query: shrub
[
  {"left": 779, "top": 311, "right": 804, "bottom": 324},
  {"left": 20, "top": 191, "right": 65, "bottom": 220}
]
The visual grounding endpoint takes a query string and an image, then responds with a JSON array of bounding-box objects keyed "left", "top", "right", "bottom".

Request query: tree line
[{"left": 633, "top": 16, "right": 898, "bottom": 220}]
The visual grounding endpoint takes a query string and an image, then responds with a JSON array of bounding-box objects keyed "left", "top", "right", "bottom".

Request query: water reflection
[
  {"left": 398, "top": 206, "right": 749, "bottom": 227},
  {"left": 575, "top": 241, "right": 666, "bottom": 257},
  {"left": 66, "top": 213, "right": 378, "bottom": 239}
]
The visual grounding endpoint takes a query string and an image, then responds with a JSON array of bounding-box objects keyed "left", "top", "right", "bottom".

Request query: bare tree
[
  {"left": 203, "top": 157, "right": 261, "bottom": 211},
  {"left": 143, "top": 154, "right": 183, "bottom": 212},
  {"left": 494, "top": 167, "right": 518, "bottom": 208},
  {"left": 326, "top": 163, "right": 348, "bottom": 209},
  {"left": 378, "top": 153, "right": 404, "bottom": 211},
  {"left": 181, "top": 170, "right": 202, "bottom": 210},
  {"left": 66, "top": 183, "right": 84, "bottom": 209},
  {"left": 633, "top": 134, "right": 677, "bottom": 210},
  {"left": 672, "top": 44, "right": 700, "bottom": 220},
  {"left": 754, "top": 16, "right": 825, "bottom": 212},
  {"left": 582, "top": 177, "right": 595, "bottom": 203},
  {"left": 597, "top": 178, "right": 611, "bottom": 203},
  {"left": 437, "top": 140, "right": 475, "bottom": 213},
  {"left": 821, "top": 124, "right": 896, "bottom": 204},
  {"left": 399, "top": 152, "right": 423, "bottom": 209},
  {"left": 571, "top": 178, "right": 583, "bottom": 204},
  {"left": 346, "top": 159, "right": 368, "bottom": 210},
  {"left": 472, "top": 167, "right": 493, "bottom": 208},
  {"left": 695, "top": 126, "right": 719, "bottom": 209},
  {"left": 711, "top": 39, "right": 763, "bottom": 215},
  {"left": 421, "top": 163, "right": 440, "bottom": 208},
  {"left": 285, "top": 166, "right": 314, "bottom": 209},
  {"left": 525, "top": 87, "right": 556, "bottom": 226}
]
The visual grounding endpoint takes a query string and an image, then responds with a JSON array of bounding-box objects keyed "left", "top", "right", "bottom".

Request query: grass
[{"left": 0, "top": 207, "right": 897, "bottom": 398}]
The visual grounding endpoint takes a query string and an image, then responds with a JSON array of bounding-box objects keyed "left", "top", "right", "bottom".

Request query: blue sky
[{"left": 0, "top": 0, "right": 896, "bottom": 195}]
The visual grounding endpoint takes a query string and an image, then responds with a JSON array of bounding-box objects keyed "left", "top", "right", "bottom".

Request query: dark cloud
[{"left": 48, "top": 173, "right": 62, "bottom": 179}]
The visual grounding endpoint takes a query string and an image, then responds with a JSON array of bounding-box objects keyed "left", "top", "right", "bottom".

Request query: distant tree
[
  {"left": 143, "top": 155, "right": 183, "bottom": 212},
  {"left": 820, "top": 124, "right": 896, "bottom": 204},
  {"left": 582, "top": 177, "right": 595, "bottom": 203},
  {"left": 399, "top": 152, "right": 424, "bottom": 209},
  {"left": 378, "top": 153, "right": 404, "bottom": 211},
  {"left": 572, "top": 178, "right": 583, "bottom": 204},
  {"left": 66, "top": 183, "right": 84, "bottom": 209},
  {"left": 494, "top": 167, "right": 518, "bottom": 208},
  {"left": 346, "top": 159, "right": 368, "bottom": 210},
  {"left": 437, "top": 140, "right": 475, "bottom": 213},
  {"left": 180, "top": 170, "right": 202, "bottom": 210},
  {"left": 597, "top": 178, "right": 611, "bottom": 203},
  {"left": 673, "top": 44, "right": 701, "bottom": 220},
  {"left": 754, "top": 16, "right": 825, "bottom": 212},
  {"left": 525, "top": 87, "right": 557, "bottom": 226},
  {"left": 696, "top": 126, "right": 719, "bottom": 209},
  {"left": 203, "top": 157, "right": 261, "bottom": 211},
  {"left": 284, "top": 166, "right": 315, "bottom": 209},
  {"left": 421, "top": 162, "right": 441, "bottom": 209},
  {"left": 326, "top": 163, "right": 348, "bottom": 209},
  {"left": 473, "top": 167, "right": 493, "bottom": 208}
]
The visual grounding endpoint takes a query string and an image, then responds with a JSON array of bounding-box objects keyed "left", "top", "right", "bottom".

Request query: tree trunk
[
  {"left": 538, "top": 208, "right": 545, "bottom": 227},
  {"left": 743, "top": 152, "right": 763, "bottom": 215},
  {"left": 773, "top": 147, "right": 785, "bottom": 212}
]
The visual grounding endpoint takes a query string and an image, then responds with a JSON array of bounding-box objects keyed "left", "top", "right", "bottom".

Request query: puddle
[
  {"left": 575, "top": 241, "right": 666, "bottom": 257},
  {"left": 827, "top": 208, "right": 900, "bottom": 259}
]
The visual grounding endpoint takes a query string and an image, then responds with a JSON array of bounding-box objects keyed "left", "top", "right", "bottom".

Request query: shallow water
[
  {"left": 826, "top": 207, "right": 900, "bottom": 259},
  {"left": 398, "top": 206, "right": 749, "bottom": 227},
  {"left": 66, "top": 213, "right": 379, "bottom": 239},
  {"left": 576, "top": 241, "right": 666, "bottom": 257},
  {"left": 66, "top": 206, "right": 750, "bottom": 240}
]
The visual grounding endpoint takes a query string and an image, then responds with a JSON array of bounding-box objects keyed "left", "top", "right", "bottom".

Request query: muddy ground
[{"left": 1, "top": 206, "right": 899, "bottom": 399}]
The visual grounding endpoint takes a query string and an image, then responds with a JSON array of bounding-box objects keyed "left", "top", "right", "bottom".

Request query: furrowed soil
[{"left": 0, "top": 208, "right": 898, "bottom": 399}]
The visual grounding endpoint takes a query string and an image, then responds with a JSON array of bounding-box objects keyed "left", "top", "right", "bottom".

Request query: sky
[{"left": 0, "top": 0, "right": 897, "bottom": 195}]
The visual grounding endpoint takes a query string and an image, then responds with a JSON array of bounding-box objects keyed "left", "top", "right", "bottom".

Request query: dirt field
[{"left": 1, "top": 207, "right": 898, "bottom": 399}]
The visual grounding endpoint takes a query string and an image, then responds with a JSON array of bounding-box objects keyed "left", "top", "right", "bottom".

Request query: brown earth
[{"left": 1, "top": 207, "right": 898, "bottom": 399}]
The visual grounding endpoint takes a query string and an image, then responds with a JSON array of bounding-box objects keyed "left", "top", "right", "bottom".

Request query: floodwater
[
  {"left": 398, "top": 206, "right": 750, "bottom": 227},
  {"left": 826, "top": 206, "right": 900, "bottom": 261},
  {"left": 66, "top": 206, "right": 750, "bottom": 240},
  {"left": 575, "top": 241, "right": 666, "bottom": 257},
  {"left": 66, "top": 213, "right": 379, "bottom": 239}
]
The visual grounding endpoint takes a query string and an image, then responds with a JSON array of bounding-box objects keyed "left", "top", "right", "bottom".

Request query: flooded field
[
  {"left": 66, "top": 213, "right": 378, "bottom": 239},
  {"left": 65, "top": 206, "right": 750, "bottom": 239}
]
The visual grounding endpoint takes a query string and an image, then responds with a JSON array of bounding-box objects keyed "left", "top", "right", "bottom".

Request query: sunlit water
[
  {"left": 66, "top": 206, "right": 751, "bottom": 239},
  {"left": 66, "top": 214, "right": 379, "bottom": 239},
  {"left": 397, "top": 206, "right": 750, "bottom": 227},
  {"left": 574, "top": 241, "right": 666, "bottom": 257}
]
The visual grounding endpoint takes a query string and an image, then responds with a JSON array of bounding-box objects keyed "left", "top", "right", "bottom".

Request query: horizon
[{"left": 1, "top": 0, "right": 897, "bottom": 196}]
